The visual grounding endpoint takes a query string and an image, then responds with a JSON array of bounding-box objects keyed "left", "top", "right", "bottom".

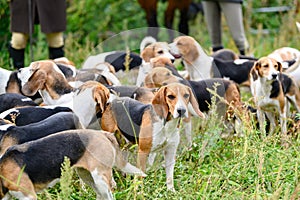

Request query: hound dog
[
  {"left": 18, "top": 61, "right": 111, "bottom": 128},
  {"left": 106, "top": 85, "right": 156, "bottom": 104},
  {"left": 0, "top": 106, "right": 73, "bottom": 126},
  {"left": 136, "top": 37, "right": 176, "bottom": 86},
  {"left": 0, "top": 93, "right": 37, "bottom": 113},
  {"left": 143, "top": 57, "right": 246, "bottom": 137},
  {"left": 0, "top": 129, "right": 146, "bottom": 200},
  {"left": 0, "top": 68, "right": 12, "bottom": 95},
  {"left": 0, "top": 112, "right": 82, "bottom": 157},
  {"left": 82, "top": 51, "right": 142, "bottom": 72},
  {"left": 101, "top": 82, "right": 205, "bottom": 191},
  {"left": 169, "top": 36, "right": 258, "bottom": 85},
  {"left": 268, "top": 47, "right": 300, "bottom": 86},
  {"left": 249, "top": 57, "right": 300, "bottom": 134}
]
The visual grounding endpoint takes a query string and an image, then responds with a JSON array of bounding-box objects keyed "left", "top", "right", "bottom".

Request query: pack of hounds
[{"left": 0, "top": 24, "right": 300, "bottom": 199}]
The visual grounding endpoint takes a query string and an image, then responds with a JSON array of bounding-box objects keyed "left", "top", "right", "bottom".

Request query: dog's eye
[
  {"left": 167, "top": 95, "right": 176, "bottom": 100},
  {"left": 158, "top": 50, "right": 163, "bottom": 54},
  {"left": 262, "top": 65, "right": 268, "bottom": 68},
  {"left": 177, "top": 42, "right": 182, "bottom": 45},
  {"left": 183, "top": 94, "right": 190, "bottom": 99}
]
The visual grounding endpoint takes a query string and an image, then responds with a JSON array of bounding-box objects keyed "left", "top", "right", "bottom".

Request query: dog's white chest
[{"left": 151, "top": 119, "right": 180, "bottom": 152}]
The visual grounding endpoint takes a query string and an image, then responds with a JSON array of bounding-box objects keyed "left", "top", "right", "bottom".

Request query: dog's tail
[
  {"left": 140, "top": 36, "right": 157, "bottom": 52},
  {"left": 102, "top": 131, "right": 147, "bottom": 177}
]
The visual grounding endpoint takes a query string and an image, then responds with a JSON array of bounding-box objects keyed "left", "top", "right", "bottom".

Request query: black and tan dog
[
  {"left": 101, "top": 82, "right": 204, "bottom": 191},
  {"left": 0, "top": 129, "right": 146, "bottom": 199},
  {"left": 0, "top": 106, "right": 73, "bottom": 126},
  {"left": 0, "top": 112, "right": 82, "bottom": 156},
  {"left": 250, "top": 57, "right": 300, "bottom": 134}
]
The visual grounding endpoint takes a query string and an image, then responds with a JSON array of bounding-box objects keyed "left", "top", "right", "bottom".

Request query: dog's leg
[
  {"left": 164, "top": 130, "right": 180, "bottom": 192},
  {"left": 265, "top": 111, "right": 277, "bottom": 134},
  {"left": 182, "top": 117, "right": 192, "bottom": 148},
  {"left": 91, "top": 168, "right": 113, "bottom": 200},
  {"left": 257, "top": 109, "right": 266, "bottom": 134}
]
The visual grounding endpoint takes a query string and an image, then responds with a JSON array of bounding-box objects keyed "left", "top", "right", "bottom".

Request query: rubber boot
[
  {"left": 8, "top": 44, "right": 25, "bottom": 69},
  {"left": 49, "top": 46, "right": 64, "bottom": 59},
  {"left": 212, "top": 46, "right": 224, "bottom": 53}
]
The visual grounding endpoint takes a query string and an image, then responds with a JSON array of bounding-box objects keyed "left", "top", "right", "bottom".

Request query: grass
[{"left": 2, "top": 3, "right": 300, "bottom": 200}]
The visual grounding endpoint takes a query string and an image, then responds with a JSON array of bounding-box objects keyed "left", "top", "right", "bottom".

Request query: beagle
[
  {"left": 0, "top": 93, "right": 37, "bottom": 113},
  {"left": 0, "top": 112, "right": 82, "bottom": 157},
  {"left": 249, "top": 57, "right": 300, "bottom": 134},
  {"left": 18, "top": 62, "right": 111, "bottom": 128},
  {"left": 82, "top": 51, "right": 142, "bottom": 72},
  {"left": 143, "top": 58, "right": 246, "bottom": 137},
  {"left": 0, "top": 68, "right": 12, "bottom": 95},
  {"left": 0, "top": 106, "right": 73, "bottom": 126},
  {"left": 0, "top": 129, "right": 146, "bottom": 200},
  {"left": 136, "top": 37, "right": 176, "bottom": 86},
  {"left": 106, "top": 85, "right": 156, "bottom": 104},
  {"left": 101, "top": 82, "right": 205, "bottom": 191},
  {"left": 268, "top": 47, "right": 300, "bottom": 86},
  {"left": 169, "top": 36, "right": 256, "bottom": 85}
]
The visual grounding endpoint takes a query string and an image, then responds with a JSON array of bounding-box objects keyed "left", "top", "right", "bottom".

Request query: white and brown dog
[
  {"left": 0, "top": 129, "right": 146, "bottom": 200},
  {"left": 136, "top": 37, "right": 176, "bottom": 86},
  {"left": 101, "top": 82, "right": 205, "bottom": 191},
  {"left": 250, "top": 57, "right": 300, "bottom": 134},
  {"left": 18, "top": 61, "right": 111, "bottom": 128},
  {"left": 169, "top": 36, "right": 257, "bottom": 85}
]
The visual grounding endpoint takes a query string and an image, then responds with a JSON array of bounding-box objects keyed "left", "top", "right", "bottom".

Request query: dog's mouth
[{"left": 171, "top": 53, "right": 182, "bottom": 59}]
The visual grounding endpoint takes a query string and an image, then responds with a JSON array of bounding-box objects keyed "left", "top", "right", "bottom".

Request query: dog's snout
[
  {"left": 272, "top": 73, "right": 277, "bottom": 79},
  {"left": 177, "top": 108, "right": 186, "bottom": 117}
]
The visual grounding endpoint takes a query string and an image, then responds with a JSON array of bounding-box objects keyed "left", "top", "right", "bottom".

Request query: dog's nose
[
  {"left": 177, "top": 108, "right": 186, "bottom": 117},
  {"left": 272, "top": 73, "right": 277, "bottom": 79},
  {"left": 171, "top": 58, "right": 175, "bottom": 63}
]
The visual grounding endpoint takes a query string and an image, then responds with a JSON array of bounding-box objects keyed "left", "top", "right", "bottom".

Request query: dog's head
[
  {"left": 169, "top": 36, "right": 200, "bottom": 64},
  {"left": 250, "top": 57, "right": 282, "bottom": 81},
  {"left": 152, "top": 82, "right": 205, "bottom": 120},
  {"left": 140, "top": 42, "right": 175, "bottom": 62},
  {"left": 18, "top": 60, "right": 73, "bottom": 100},
  {"left": 74, "top": 81, "right": 110, "bottom": 127},
  {"left": 144, "top": 67, "right": 180, "bottom": 88}
]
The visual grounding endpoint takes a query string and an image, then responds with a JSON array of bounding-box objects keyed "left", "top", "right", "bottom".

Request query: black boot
[
  {"left": 212, "top": 46, "right": 224, "bottom": 53},
  {"left": 49, "top": 46, "right": 64, "bottom": 59},
  {"left": 8, "top": 45, "right": 25, "bottom": 69}
]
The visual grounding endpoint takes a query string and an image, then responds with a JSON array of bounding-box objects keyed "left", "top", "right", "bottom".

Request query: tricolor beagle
[
  {"left": 82, "top": 51, "right": 142, "bottom": 72},
  {"left": 0, "top": 112, "right": 82, "bottom": 157},
  {"left": 143, "top": 58, "right": 246, "bottom": 137},
  {"left": 18, "top": 61, "right": 111, "bottom": 128},
  {"left": 0, "top": 106, "right": 73, "bottom": 126},
  {"left": 101, "top": 82, "right": 205, "bottom": 191},
  {"left": 106, "top": 85, "right": 156, "bottom": 104},
  {"left": 0, "top": 93, "right": 37, "bottom": 113},
  {"left": 268, "top": 47, "right": 300, "bottom": 86},
  {"left": 250, "top": 57, "right": 300, "bottom": 134},
  {"left": 169, "top": 36, "right": 256, "bottom": 85},
  {"left": 136, "top": 38, "right": 176, "bottom": 86},
  {"left": 0, "top": 129, "right": 146, "bottom": 200}
]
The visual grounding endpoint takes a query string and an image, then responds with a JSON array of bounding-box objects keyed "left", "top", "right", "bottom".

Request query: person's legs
[
  {"left": 203, "top": 1, "right": 223, "bottom": 52},
  {"left": 220, "top": 2, "right": 249, "bottom": 55},
  {"left": 46, "top": 32, "right": 64, "bottom": 59},
  {"left": 9, "top": 32, "right": 28, "bottom": 69}
]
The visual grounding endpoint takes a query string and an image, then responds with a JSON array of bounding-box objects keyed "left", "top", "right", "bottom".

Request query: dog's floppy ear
[
  {"left": 21, "top": 69, "right": 47, "bottom": 96},
  {"left": 141, "top": 46, "right": 154, "bottom": 62},
  {"left": 93, "top": 85, "right": 110, "bottom": 113},
  {"left": 276, "top": 61, "right": 283, "bottom": 72},
  {"left": 144, "top": 73, "right": 156, "bottom": 88},
  {"left": 250, "top": 61, "right": 259, "bottom": 81},
  {"left": 187, "top": 87, "right": 205, "bottom": 118},
  {"left": 152, "top": 86, "right": 169, "bottom": 119}
]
